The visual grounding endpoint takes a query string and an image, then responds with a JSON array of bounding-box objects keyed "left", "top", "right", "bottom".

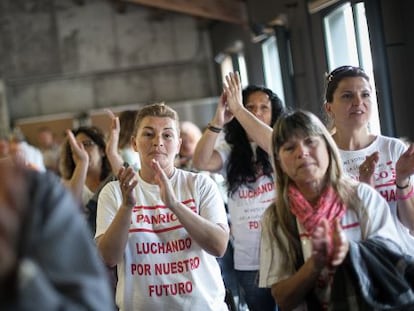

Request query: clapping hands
[{"left": 312, "top": 218, "right": 349, "bottom": 270}]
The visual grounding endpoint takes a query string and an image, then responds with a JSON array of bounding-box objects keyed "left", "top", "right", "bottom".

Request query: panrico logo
[{"left": 129, "top": 199, "right": 196, "bottom": 233}]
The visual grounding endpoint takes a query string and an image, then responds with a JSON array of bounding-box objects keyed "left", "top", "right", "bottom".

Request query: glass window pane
[
  {"left": 220, "top": 55, "right": 234, "bottom": 85},
  {"left": 354, "top": 2, "right": 380, "bottom": 134},
  {"left": 323, "top": 2, "right": 380, "bottom": 134},
  {"left": 262, "top": 36, "right": 286, "bottom": 104},
  {"left": 324, "top": 2, "right": 358, "bottom": 70},
  {"left": 238, "top": 53, "right": 249, "bottom": 88}
]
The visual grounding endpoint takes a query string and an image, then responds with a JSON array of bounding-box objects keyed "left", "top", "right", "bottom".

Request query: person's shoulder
[
  {"left": 376, "top": 135, "right": 406, "bottom": 148},
  {"left": 100, "top": 178, "right": 120, "bottom": 194},
  {"left": 175, "top": 168, "right": 215, "bottom": 184},
  {"left": 30, "top": 169, "right": 63, "bottom": 191},
  {"left": 355, "top": 181, "right": 386, "bottom": 204},
  {"left": 356, "top": 181, "right": 375, "bottom": 194},
  {"left": 175, "top": 167, "right": 201, "bottom": 179},
  {"left": 28, "top": 170, "right": 80, "bottom": 215}
]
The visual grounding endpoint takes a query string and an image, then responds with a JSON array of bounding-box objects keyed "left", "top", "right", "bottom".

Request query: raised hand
[
  {"left": 66, "top": 129, "right": 89, "bottom": 166},
  {"left": 213, "top": 91, "right": 234, "bottom": 126},
  {"left": 223, "top": 72, "right": 243, "bottom": 115}
]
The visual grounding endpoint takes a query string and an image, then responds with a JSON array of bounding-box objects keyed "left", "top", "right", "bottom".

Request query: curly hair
[
  {"left": 59, "top": 126, "right": 111, "bottom": 181},
  {"left": 225, "top": 85, "right": 284, "bottom": 196}
]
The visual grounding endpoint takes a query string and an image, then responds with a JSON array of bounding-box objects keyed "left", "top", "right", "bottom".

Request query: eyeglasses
[{"left": 80, "top": 140, "right": 96, "bottom": 148}]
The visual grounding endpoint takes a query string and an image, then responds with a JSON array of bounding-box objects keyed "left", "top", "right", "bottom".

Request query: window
[
  {"left": 219, "top": 55, "right": 234, "bottom": 84},
  {"left": 262, "top": 36, "right": 286, "bottom": 104},
  {"left": 237, "top": 53, "right": 249, "bottom": 88},
  {"left": 323, "top": 2, "right": 380, "bottom": 134},
  {"left": 216, "top": 40, "right": 249, "bottom": 88},
  {"left": 217, "top": 52, "right": 249, "bottom": 88}
]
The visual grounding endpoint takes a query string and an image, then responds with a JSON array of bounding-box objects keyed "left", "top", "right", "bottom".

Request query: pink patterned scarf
[{"left": 288, "top": 184, "right": 346, "bottom": 234}]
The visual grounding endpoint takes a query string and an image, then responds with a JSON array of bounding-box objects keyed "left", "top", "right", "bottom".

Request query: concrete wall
[
  {"left": 210, "top": 0, "right": 414, "bottom": 140},
  {"left": 0, "top": 0, "right": 217, "bottom": 127},
  {"left": 2, "top": 0, "right": 414, "bottom": 141}
]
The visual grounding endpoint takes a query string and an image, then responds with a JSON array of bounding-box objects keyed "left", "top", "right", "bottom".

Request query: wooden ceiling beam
[{"left": 121, "top": 0, "right": 248, "bottom": 25}]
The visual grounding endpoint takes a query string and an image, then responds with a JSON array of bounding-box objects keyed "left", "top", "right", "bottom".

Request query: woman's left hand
[
  {"left": 66, "top": 129, "right": 89, "bottom": 166},
  {"left": 330, "top": 219, "right": 349, "bottom": 267},
  {"left": 151, "top": 159, "right": 178, "bottom": 210}
]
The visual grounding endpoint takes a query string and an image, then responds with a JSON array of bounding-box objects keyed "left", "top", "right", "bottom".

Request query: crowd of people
[{"left": 0, "top": 67, "right": 413, "bottom": 310}]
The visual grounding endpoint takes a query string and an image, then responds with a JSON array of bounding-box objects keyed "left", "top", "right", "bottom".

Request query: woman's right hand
[
  {"left": 117, "top": 166, "right": 138, "bottom": 209},
  {"left": 66, "top": 129, "right": 89, "bottom": 166},
  {"left": 224, "top": 72, "right": 243, "bottom": 115},
  {"left": 359, "top": 151, "right": 379, "bottom": 186},
  {"left": 311, "top": 219, "right": 330, "bottom": 271}
]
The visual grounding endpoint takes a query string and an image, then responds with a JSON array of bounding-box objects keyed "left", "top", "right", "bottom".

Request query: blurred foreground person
[
  {"left": 0, "top": 159, "right": 115, "bottom": 310},
  {"left": 0, "top": 133, "right": 10, "bottom": 159}
]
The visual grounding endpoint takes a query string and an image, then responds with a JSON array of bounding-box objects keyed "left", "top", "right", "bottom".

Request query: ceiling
[{"left": 114, "top": 0, "right": 248, "bottom": 25}]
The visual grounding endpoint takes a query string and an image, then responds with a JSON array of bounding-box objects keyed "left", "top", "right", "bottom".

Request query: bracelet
[
  {"left": 396, "top": 177, "right": 411, "bottom": 189},
  {"left": 207, "top": 123, "right": 223, "bottom": 133},
  {"left": 397, "top": 185, "right": 414, "bottom": 201}
]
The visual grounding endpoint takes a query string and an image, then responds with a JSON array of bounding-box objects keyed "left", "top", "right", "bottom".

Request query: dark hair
[
  {"left": 225, "top": 85, "right": 284, "bottom": 196},
  {"left": 60, "top": 126, "right": 111, "bottom": 181},
  {"left": 325, "top": 66, "right": 370, "bottom": 102}
]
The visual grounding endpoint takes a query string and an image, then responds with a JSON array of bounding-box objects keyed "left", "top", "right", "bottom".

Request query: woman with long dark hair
[
  {"left": 60, "top": 126, "right": 113, "bottom": 233},
  {"left": 193, "top": 83, "right": 283, "bottom": 311}
]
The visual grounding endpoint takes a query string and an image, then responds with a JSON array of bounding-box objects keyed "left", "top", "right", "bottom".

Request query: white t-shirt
[
  {"left": 216, "top": 141, "right": 275, "bottom": 270},
  {"left": 96, "top": 169, "right": 228, "bottom": 311},
  {"left": 259, "top": 183, "right": 403, "bottom": 310},
  {"left": 81, "top": 185, "right": 94, "bottom": 206},
  {"left": 339, "top": 135, "right": 414, "bottom": 252}
]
